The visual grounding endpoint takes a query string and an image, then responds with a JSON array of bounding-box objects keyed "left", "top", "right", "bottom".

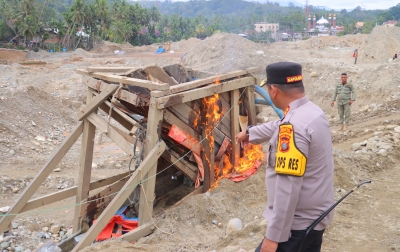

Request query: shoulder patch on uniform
[{"left": 275, "top": 124, "right": 307, "bottom": 176}]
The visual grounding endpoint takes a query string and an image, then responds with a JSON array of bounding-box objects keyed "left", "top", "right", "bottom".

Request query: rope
[{"left": 0, "top": 85, "right": 250, "bottom": 217}]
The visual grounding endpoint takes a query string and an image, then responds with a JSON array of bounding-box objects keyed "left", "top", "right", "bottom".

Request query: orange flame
[{"left": 214, "top": 77, "right": 220, "bottom": 85}]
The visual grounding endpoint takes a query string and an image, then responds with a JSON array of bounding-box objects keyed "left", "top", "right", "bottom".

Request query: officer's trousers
[
  {"left": 255, "top": 229, "right": 325, "bottom": 252},
  {"left": 337, "top": 102, "right": 351, "bottom": 124}
]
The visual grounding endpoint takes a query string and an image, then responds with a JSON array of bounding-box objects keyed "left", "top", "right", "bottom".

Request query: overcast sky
[{"left": 165, "top": 0, "right": 399, "bottom": 10}]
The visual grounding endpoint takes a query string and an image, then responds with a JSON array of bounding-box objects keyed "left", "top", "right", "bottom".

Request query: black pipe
[{"left": 297, "top": 180, "right": 371, "bottom": 252}]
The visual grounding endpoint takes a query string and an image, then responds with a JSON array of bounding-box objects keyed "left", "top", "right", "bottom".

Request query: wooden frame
[{"left": 0, "top": 65, "right": 259, "bottom": 251}]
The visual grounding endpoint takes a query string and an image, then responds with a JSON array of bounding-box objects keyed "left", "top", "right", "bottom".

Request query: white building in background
[{"left": 254, "top": 22, "right": 279, "bottom": 33}]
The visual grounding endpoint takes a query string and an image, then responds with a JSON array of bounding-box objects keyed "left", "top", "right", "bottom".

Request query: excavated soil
[{"left": 1, "top": 25, "right": 400, "bottom": 252}]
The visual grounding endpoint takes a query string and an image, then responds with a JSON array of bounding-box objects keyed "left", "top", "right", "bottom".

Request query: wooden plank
[
  {"left": 82, "top": 76, "right": 148, "bottom": 107},
  {"left": 73, "top": 119, "right": 96, "bottom": 233},
  {"left": 72, "top": 141, "right": 166, "bottom": 252},
  {"left": 78, "top": 84, "right": 118, "bottom": 121},
  {"left": 245, "top": 85, "right": 256, "bottom": 126},
  {"left": 162, "top": 150, "right": 197, "bottom": 182},
  {"left": 74, "top": 88, "right": 97, "bottom": 233},
  {"left": 20, "top": 172, "right": 131, "bottom": 213},
  {"left": 163, "top": 64, "right": 190, "bottom": 84},
  {"left": 201, "top": 133, "right": 214, "bottom": 193},
  {"left": 76, "top": 69, "right": 170, "bottom": 91},
  {"left": 0, "top": 122, "right": 83, "bottom": 234},
  {"left": 121, "top": 221, "right": 155, "bottom": 243},
  {"left": 139, "top": 98, "right": 164, "bottom": 226},
  {"left": 87, "top": 67, "right": 135, "bottom": 73},
  {"left": 144, "top": 65, "right": 178, "bottom": 85},
  {"left": 86, "top": 113, "right": 134, "bottom": 157},
  {"left": 230, "top": 90, "right": 240, "bottom": 167},
  {"left": 164, "top": 109, "right": 199, "bottom": 139},
  {"left": 150, "top": 70, "right": 248, "bottom": 97},
  {"left": 84, "top": 176, "right": 131, "bottom": 216},
  {"left": 156, "top": 76, "right": 255, "bottom": 109},
  {"left": 247, "top": 67, "right": 261, "bottom": 74},
  {"left": 98, "top": 103, "right": 133, "bottom": 131}
]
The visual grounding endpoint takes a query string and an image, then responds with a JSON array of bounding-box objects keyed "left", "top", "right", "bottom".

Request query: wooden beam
[
  {"left": 162, "top": 150, "right": 197, "bottom": 182},
  {"left": 139, "top": 98, "right": 164, "bottom": 226},
  {"left": 86, "top": 112, "right": 134, "bottom": 157},
  {"left": 87, "top": 67, "right": 135, "bottom": 73},
  {"left": 76, "top": 69, "right": 170, "bottom": 91},
  {"left": 72, "top": 141, "right": 166, "bottom": 252},
  {"left": 245, "top": 85, "right": 257, "bottom": 126},
  {"left": 84, "top": 176, "right": 131, "bottom": 216},
  {"left": 230, "top": 90, "right": 240, "bottom": 167},
  {"left": 73, "top": 118, "right": 96, "bottom": 233},
  {"left": 0, "top": 122, "right": 83, "bottom": 234},
  {"left": 78, "top": 84, "right": 118, "bottom": 121},
  {"left": 201, "top": 132, "right": 214, "bottom": 193},
  {"left": 82, "top": 76, "right": 149, "bottom": 107},
  {"left": 121, "top": 221, "right": 155, "bottom": 243},
  {"left": 156, "top": 76, "right": 255, "bottom": 109},
  {"left": 150, "top": 70, "right": 248, "bottom": 97},
  {"left": 20, "top": 172, "right": 131, "bottom": 213},
  {"left": 144, "top": 65, "right": 178, "bottom": 85}
]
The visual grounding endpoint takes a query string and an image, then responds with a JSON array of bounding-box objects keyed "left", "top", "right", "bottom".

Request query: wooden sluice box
[{"left": 0, "top": 64, "right": 260, "bottom": 251}]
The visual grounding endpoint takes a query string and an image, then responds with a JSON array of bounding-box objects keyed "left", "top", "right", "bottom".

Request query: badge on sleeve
[{"left": 275, "top": 124, "right": 307, "bottom": 176}]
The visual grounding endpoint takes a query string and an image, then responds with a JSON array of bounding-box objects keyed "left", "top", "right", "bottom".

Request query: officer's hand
[
  {"left": 349, "top": 100, "right": 354, "bottom": 105},
  {"left": 331, "top": 101, "right": 334, "bottom": 107},
  {"left": 260, "top": 237, "right": 278, "bottom": 252},
  {"left": 235, "top": 130, "right": 248, "bottom": 145}
]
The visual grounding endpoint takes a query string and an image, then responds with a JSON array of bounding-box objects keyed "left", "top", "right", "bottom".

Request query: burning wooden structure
[{"left": 0, "top": 64, "right": 260, "bottom": 251}]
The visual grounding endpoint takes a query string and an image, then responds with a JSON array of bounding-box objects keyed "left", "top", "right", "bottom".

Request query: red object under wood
[
  {"left": 226, "top": 160, "right": 262, "bottom": 182},
  {"left": 94, "top": 215, "right": 138, "bottom": 241}
]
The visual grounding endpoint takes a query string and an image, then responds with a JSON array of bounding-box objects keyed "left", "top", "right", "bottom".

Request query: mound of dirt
[
  {"left": 170, "top": 37, "right": 202, "bottom": 51},
  {"left": 182, "top": 32, "right": 269, "bottom": 74},
  {"left": 292, "top": 33, "right": 367, "bottom": 50},
  {"left": 91, "top": 41, "right": 136, "bottom": 54},
  {"left": 360, "top": 26, "right": 400, "bottom": 62},
  {"left": 0, "top": 49, "right": 27, "bottom": 63}
]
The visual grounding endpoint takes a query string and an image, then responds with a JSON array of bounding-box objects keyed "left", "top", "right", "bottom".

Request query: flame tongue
[{"left": 195, "top": 78, "right": 265, "bottom": 189}]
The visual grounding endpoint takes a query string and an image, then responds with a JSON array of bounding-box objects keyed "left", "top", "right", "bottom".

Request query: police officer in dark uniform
[{"left": 236, "top": 62, "right": 335, "bottom": 252}]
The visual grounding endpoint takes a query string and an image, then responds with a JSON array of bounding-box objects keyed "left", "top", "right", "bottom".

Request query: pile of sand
[
  {"left": 182, "top": 32, "right": 269, "bottom": 74},
  {"left": 360, "top": 26, "right": 400, "bottom": 62},
  {"left": 291, "top": 34, "right": 367, "bottom": 50},
  {"left": 170, "top": 37, "right": 202, "bottom": 51},
  {"left": 91, "top": 41, "right": 136, "bottom": 54}
]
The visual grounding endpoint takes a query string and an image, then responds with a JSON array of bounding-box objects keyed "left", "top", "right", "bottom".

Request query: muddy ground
[{"left": 1, "top": 26, "right": 400, "bottom": 252}]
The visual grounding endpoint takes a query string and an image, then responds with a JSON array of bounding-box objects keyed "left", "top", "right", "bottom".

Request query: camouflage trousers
[{"left": 337, "top": 102, "right": 351, "bottom": 124}]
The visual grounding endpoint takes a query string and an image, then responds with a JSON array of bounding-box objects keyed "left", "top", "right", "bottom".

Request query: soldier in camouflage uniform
[{"left": 331, "top": 73, "right": 356, "bottom": 131}]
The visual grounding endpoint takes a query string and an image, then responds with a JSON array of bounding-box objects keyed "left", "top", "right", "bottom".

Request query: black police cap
[{"left": 265, "top": 62, "right": 303, "bottom": 85}]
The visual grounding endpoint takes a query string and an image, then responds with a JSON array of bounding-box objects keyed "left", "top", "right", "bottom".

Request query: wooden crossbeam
[
  {"left": 121, "top": 221, "right": 155, "bottom": 243},
  {"left": 82, "top": 76, "right": 148, "bottom": 107},
  {"left": 72, "top": 140, "right": 166, "bottom": 252},
  {"left": 76, "top": 69, "right": 170, "bottom": 91},
  {"left": 156, "top": 76, "right": 255, "bottom": 109},
  {"left": 86, "top": 113, "right": 134, "bottom": 157},
  {"left": 0, "top": 122, "right": 84, "bottom": 234},
  {"left": 78, "top": 84, "right": 118, "bottom": 121},
  {"left": 150, "top": 70, "right": 248, "bottom": 97},
  {"left": 20, "top": 172, "right": 131, "bottom": 213}
]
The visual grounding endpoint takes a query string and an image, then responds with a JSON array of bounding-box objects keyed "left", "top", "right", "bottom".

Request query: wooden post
[
  {"left": 138, "top": 97, "right": 164, "bottom": 226},
  {"left": 245, "top": 85, "right": 256, "bottom": 126},
  {"left": 72, "top": 141, "right": 166, "bottom": 251},
  {"left": 201, "top": 98, "right": 214, "bottom": 192},
  {"left": 0, "top": 122, "right": 83, "bottom": 234},
  {"left": 73, "top": 88, "right": 96, "bottom": 233},
  {"left": 230, "top": 90, "right": 240, "bottom": 167}
]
